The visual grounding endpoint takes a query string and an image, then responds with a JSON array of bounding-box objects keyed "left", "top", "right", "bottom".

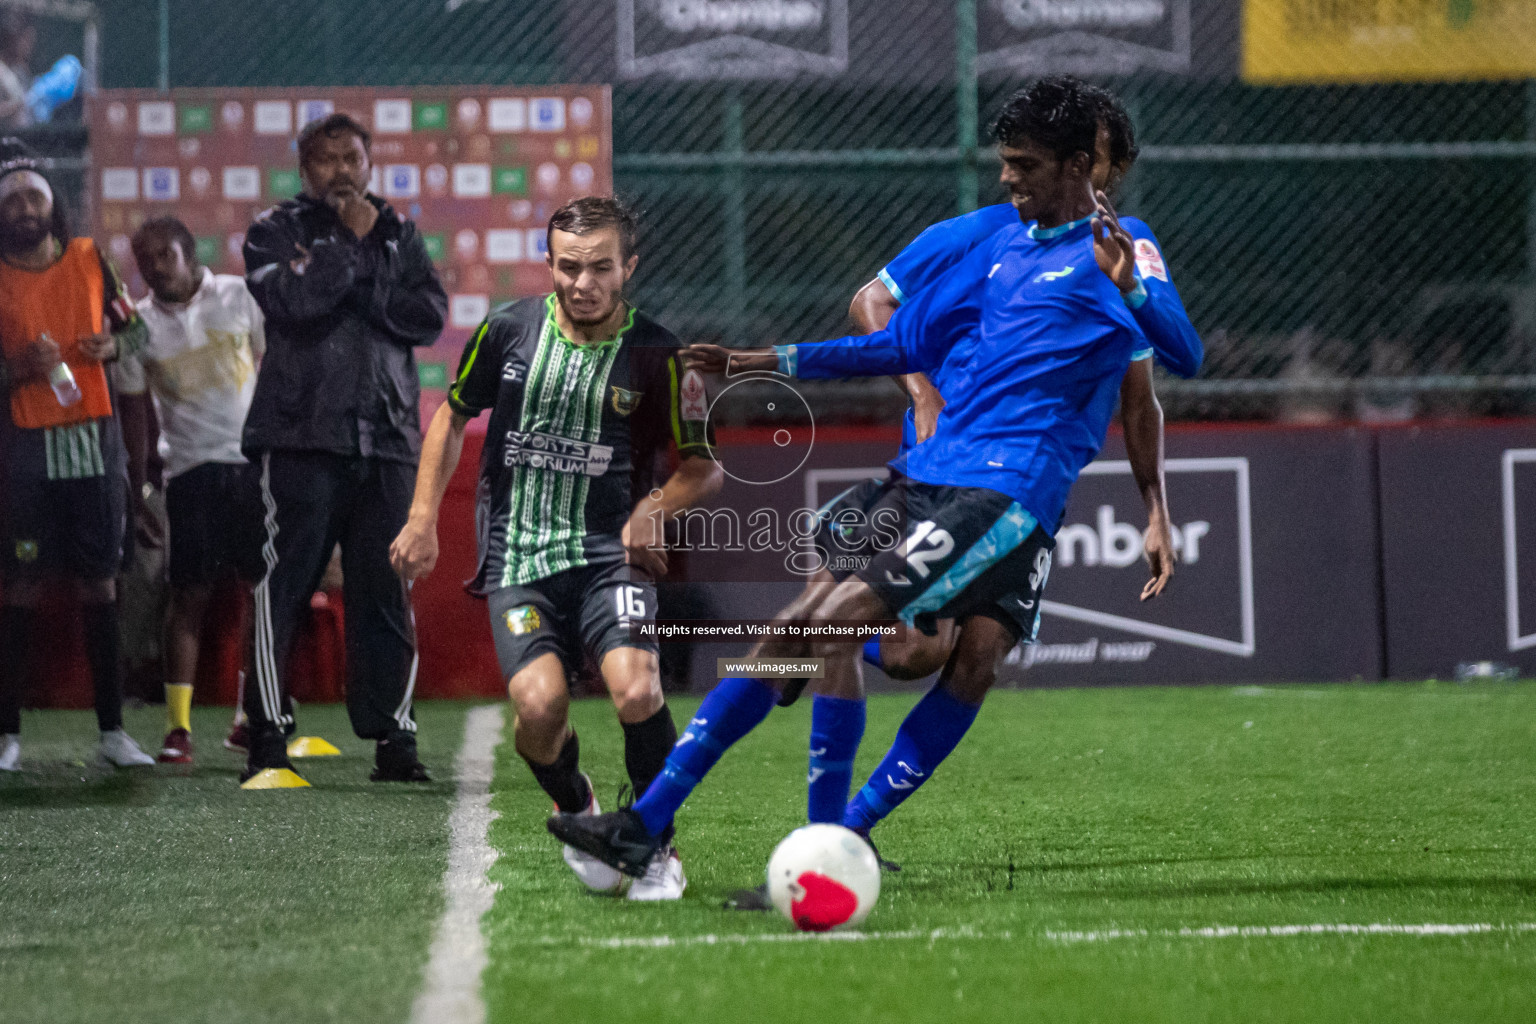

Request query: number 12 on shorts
[{"left": 898, "top": 520, "right": 954, "bottom": 579}]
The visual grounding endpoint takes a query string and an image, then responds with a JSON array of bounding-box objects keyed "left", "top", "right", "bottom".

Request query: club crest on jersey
[
  {"left": 1134, "top": 238, "right": 1168, "bottom": 282},
  {"left": 14, "top": 539, "right": 37, "bottom": 564},
  {"left": 610, "top": 385, "right": 643, "bottom": 416},
  {"left": 503, "top": 605, "right": 541, "bottom": 636},
  {"left": 680, "top": 369, "right": 708, "bottom": 422}
]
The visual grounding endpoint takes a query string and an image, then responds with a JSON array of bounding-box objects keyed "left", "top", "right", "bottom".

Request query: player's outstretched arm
[
  {"left": 851, "top": 278, "right": 945, "bottom": 444},
  {"left": 1120, "top": 359, "right": 1175, "bottom": 600},
  {"left": 622, "top": 455, "right": 724, "bottom": 579},
  {"left": 390, "top": 401, "right": 470, "bottom": 580},
  {"left": 1092, "top": 192, "right": 1202, "bottom": 379},
  {"left": 682, "top": 344, "right": 778, "bottom": 376}
]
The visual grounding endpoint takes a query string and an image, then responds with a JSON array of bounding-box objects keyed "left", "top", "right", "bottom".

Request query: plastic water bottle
[
  {"left": 25, "top": 55, "right": 81, "bottom": 124},
  {"left": 40, "top": 334, "right": 81, "bottom": 407}
]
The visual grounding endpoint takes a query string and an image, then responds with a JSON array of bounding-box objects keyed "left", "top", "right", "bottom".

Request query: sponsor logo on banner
[
  {"left": 382, "top": 164, "right": 421, "bottom": 198},
  {"left": 1502, "top": 450, "right": 1536, "bottom": 652},
  {"left": 978, "top": 0, "right": 1191, "bottom": 76},
  {"left": 1042, "top": 458, "right": 1253, "bottom": 656},
  {"left": 529, "top": 98, "right": 566, "bottom": 132},
  {"left": 618, "top": 0, "right": 849, "bottom": 78},
  {"left": 525, "top": 229, "right": 549, "bottom": 261},
  {"left": 453, "top": 163, "right": 492, "bottom": 197},
  {"left": 485, "top": 229, "right": 523, "bottom": 263},
  {"left": 450, "top": 294, "right": 490, "bottom": 328},
  {"left": 101, "top": 168, "right": 138, "bottom": 201},
  {"left": 488, "top": 98, "right": 526, "bottom": 132},
  {"left": 137, "top": 101, "right": 175, "bottom": 136},
  {"left": 143, "top": 167, "right": 180, "bottom": 201},
  {"left": 374, "top": 99, "right": 412, "bottom": 133},
  {"left": 681, "top": 369, "right": 708, "bottom": 421},
  {"left": 296, "top": 99, "right": 334, "bottom": 127},
  {"left": 1133, "top": 237, "right": 1167, "bottom": 282},
  {"left": 253, "top": 101, "right": 292, "bottom": 135},
  {"left": 1243, "top": 0, "right": 1536, "bottom": 84}
]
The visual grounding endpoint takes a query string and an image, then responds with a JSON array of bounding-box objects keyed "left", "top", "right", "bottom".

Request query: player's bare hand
[
  {"left": 912, "top": 393, "right": 945, "bottom": 444},
  {"left": 683, "top": 344, "right": 777, "bottom": 376},
  {"left": 18, "top": 334, "right": 60, "bottom": 381},
  {"left": 1140, "top": 515, "right": 1176, "bottom": 600},
  {"left": 622, "top": 512, "right": 668, "bottom": 579},
  {"left": 78, "top": 331, "right": 116, "bottom": 362},
  {"left": 389, "top": 519, "right": 439, "bottom": 581},
  {"left": 1091, "top": 190, "right": 1137, "bottom": 294},
  {"left": 132, "top": 490, "right": 165, "bottom": 550}
]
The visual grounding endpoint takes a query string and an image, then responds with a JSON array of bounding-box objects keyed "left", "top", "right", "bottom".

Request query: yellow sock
[{"left": 165, "top": 684, "right": 193, "bottom": 733}]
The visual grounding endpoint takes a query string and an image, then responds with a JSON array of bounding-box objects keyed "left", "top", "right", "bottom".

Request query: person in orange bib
[{"left": 0, "top": 150, "right": 155, "bottom": 771}]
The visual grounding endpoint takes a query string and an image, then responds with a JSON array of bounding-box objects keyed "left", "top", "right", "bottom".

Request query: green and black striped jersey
[{"left": 448, "top": 294, "right": 713, "bottom": 592}]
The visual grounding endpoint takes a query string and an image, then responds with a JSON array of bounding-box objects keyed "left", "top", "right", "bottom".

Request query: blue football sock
[
  {"left": 633, "top": 676, "right": 777, "bottom": 837},
  {"left": 843, "top": 682, "right": 980, "bottom": 831},
  {"left": 807, "top": 695, "right": 866, "bottom": 824},
  {"left": 861, "top": 636, "right": 884, "bottom": 670}
]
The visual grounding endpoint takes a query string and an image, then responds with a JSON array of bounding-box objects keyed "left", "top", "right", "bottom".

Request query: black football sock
[
  {"left": 81, "top": 601, "right": 125, "bottom": 733},
  {"left": 622, "top": 703, "right": 678, "bottom": 797},
  {"left": 623, "top": 704, "right": 679, "bottom": 843},
  {"left": 525, "top": 730, "right": 591, "bottom": 814},
  {"left": 0, "top": 605, "right": 36, "bottom": 735}
]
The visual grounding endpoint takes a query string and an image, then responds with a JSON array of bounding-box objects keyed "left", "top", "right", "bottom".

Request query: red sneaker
[
  {"left": 223, "top": 722, "right": 249, "bottom": 753},
  {"left": 159, "top": 728, "right": 193, "bottom": 764}
]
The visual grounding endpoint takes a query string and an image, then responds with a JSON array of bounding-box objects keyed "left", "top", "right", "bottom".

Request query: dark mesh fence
[{"left": 16, "top": 0, "right": 1536, "bottom": 421}]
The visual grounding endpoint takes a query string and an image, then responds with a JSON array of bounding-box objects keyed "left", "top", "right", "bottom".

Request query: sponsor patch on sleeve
[
  {"left": 680, "top": 368, "right": 708, "bottom": 422},
  {"left": 1133, "top": 238, "right": 1168, "bottom": 283}
]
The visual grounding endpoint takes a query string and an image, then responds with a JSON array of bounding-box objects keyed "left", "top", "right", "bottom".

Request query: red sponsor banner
[{"left": 86, "top": 86, "right": 613, "bottom": 426}]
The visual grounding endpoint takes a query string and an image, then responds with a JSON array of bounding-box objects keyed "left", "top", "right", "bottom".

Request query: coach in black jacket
[{"left": 239, "top": 112, "right": 446, "bottom": 784}]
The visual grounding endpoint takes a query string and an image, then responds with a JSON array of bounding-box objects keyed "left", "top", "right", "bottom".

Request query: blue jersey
[
  {"left": 781, "top": 217, "right": 1202, "bottom": 532},
  {"left": 875, "top": 202, "right": 1200, "bottom": 452},
  {"left": 879, "top": 204, "right": 1022, "bottom": 450}
]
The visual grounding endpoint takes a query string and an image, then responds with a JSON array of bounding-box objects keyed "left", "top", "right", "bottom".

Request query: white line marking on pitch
[
  {"left": 411, "top": 705, "right": 505, "bottom": 1024},
  {"left": 507, "top": 922, "right": 1536, "bottom": 951},
  {"left": 1049, "top": 923, "right": 1536, "bottom": 943}
]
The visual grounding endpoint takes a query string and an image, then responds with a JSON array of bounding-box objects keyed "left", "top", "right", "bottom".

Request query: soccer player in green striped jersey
[{"left": 391, "top": 197, "right": 722, "bottom": 901}]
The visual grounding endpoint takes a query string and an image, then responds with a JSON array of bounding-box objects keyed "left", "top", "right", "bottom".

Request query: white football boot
[
  {"left": 562, "top": 774, "right": 625, "bottom": 894},
  {"left": 97, "top": 729, "right": 155, "bottom": 767},
  {"left": 627, "top": 846, "right": 686, "bottom": 902},
  {"left": 0, "top": 734, "right": 19, "bottom": 772}
]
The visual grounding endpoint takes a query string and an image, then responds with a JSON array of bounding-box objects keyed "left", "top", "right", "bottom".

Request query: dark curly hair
[{"left": 989, "top": 76, "right": 1100, "bottom": 167}]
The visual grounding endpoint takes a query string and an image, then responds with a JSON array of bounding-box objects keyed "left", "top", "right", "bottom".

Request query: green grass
[
  {"left": 482, "top": 683, "right": 1536, "bottom": 1024},
  {"left": 4, "top": 684, "right": 1536, "bottom": 1023},
  {"left": 0, "top": 702, "right": 465, "bottom": 1024}
]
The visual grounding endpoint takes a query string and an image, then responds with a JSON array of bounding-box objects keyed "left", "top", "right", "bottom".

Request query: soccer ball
[{"left": 766, "top": 824, "right": 881, "bottom": 932}]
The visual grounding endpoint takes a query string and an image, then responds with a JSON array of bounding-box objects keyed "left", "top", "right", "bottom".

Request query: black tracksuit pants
[{"left": 246, "top": 450, "right": 418, "bottom": 740}]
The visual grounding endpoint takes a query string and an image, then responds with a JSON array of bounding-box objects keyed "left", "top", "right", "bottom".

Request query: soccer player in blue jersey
[
  {"left": 548, "top": 77, "right": 1202, "bottom": 879},
  {"left": 845, "top": 83, "right": 1175, "bottom": 687}
]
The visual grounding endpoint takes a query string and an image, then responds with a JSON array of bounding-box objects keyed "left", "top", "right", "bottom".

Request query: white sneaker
[
  {"left": 561, "top": 774, "right": 625, "bottom": 894},
  {"left": 627, "top": 847, "right": 686, "bottom": 902},
  {"left": 97, "top": 729, "right": 155, "bottom": 767},
  {"left": 0, "top": 734, "right": 19, "bottom": 772}
]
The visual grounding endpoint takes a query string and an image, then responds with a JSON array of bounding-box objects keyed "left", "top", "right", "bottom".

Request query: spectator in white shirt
[{"left": 116, "top": 217, "right": 265, "bottom": 764}]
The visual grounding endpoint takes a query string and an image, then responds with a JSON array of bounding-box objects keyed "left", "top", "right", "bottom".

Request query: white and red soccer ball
[{"left": 767, "top": 824, "right": 881, "bottom": 931}]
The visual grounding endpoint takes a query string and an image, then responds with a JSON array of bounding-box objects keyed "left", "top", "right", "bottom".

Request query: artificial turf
[
  {"left": 482, "top": 682, "right": 1536, "bottom": 1024},
  {"left": 0, "top": 702, "right": 465, "bottom": 1024},
  {"left": 4, "top": 683, "right": 1535, "bottom": 1023}
]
